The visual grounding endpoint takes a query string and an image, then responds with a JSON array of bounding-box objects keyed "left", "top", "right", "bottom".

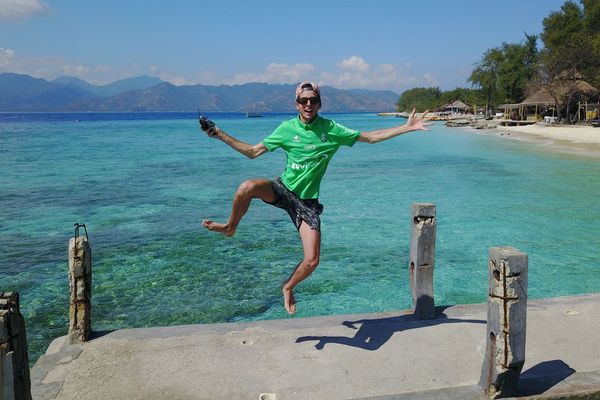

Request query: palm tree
[{"left": 469, "top": 48, "right": 504, "bottom": 117}]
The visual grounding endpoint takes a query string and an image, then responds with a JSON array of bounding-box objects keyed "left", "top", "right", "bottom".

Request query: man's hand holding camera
[{"left": 198, "top": 113, "right": 219, "bottom": 138}]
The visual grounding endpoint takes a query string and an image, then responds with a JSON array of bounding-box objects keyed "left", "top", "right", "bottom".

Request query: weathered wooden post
[
  {"left": 409, "top": 203, "right": 436, "bottom": 319},
  {"left": 68, "top": 223, "right": 92, "bottom": 344},
  {"left": 480, "top": 247, "right": 528, "bottom": 398},
  {"left": 0, "top": 292, "right": 32, "bottom": 400}
]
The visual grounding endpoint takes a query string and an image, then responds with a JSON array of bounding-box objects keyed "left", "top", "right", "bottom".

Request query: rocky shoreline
[{"left": 445, "top": 118, "right": 499, "bottom": 129}]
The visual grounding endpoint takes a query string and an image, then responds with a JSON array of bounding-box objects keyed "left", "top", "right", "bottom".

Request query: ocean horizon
[{"left": 1, "top": 111, "right": 599, "bottom": 363}]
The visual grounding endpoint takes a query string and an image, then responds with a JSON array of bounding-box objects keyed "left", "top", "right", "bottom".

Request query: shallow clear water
[{"left": 1, "top": 112, "right": 599, "bottom": 362}]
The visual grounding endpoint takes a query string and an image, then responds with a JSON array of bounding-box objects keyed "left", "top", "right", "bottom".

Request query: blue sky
[{"left": 1, "top": 0, "right": 568, "bottom": 93}]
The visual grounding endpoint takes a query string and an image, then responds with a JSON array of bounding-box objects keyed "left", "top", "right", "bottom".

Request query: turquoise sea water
[{"left": 1, "top": 112, "right": 599, "bottom": 362}]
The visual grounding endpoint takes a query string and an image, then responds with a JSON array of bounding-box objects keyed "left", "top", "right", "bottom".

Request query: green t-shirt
[{"left": 262, "top": 115, "right": 361, "bottom": 199}]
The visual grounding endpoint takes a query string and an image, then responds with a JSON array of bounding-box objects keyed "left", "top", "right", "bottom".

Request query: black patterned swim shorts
[{"left": 264, "top": 177, "right": 324, "bottom": 231}]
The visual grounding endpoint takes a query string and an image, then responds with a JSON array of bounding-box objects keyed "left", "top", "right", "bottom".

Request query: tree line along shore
[{"left": 394, "top": 0, "right": 600, "bottom": 126}]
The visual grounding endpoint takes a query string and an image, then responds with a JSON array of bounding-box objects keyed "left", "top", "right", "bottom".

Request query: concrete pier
[
  {"left": 1, "top": 292, "right": 32, "bottom": 400},
  {"left": 409, "top": 203, "right": 436, "bottom": 320},
  {"left": 30, "top": 293, "right": 600, "bottom": 400},
  {"left": 68, "top": 224, "right": 92, "bottom": 344},
  {"left": 480, "top": 247, "right": 529, "bottom": 397}
]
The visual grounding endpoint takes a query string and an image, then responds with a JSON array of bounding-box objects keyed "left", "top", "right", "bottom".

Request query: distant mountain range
[
  {"left": 51, "top": 75, "right": 164, "bottom": 97},
  {"left": 0, "top": 73, "right": 399, "bottom": 112}
]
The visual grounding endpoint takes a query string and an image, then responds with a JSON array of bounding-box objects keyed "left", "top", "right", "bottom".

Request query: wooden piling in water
[
  {"left": 68, "top": 224, "right": 92, "bottom": 344},
  {"left": 479, "top": 246, "right": 528, "bottom": 398},
  {"left": 409, "top": 203, "right": 436, "bottom": 320},
  {"left": 0, "top": 292, "right": 32, "bottom": 400}
]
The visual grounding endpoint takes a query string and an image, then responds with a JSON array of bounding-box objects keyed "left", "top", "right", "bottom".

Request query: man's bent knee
[
  {"left": 303, "top": 257, "right": 319, "bottom": 271},
  {"left": 236, "top": 180, "right": 259, "bottom": 197},
  {"left": 237, "top": 179, "right": 272, "bottom": 198}
]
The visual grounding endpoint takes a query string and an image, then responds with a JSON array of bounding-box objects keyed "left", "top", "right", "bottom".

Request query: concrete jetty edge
[{"left": 31, "top": 293, "right": 600, "bottom": 400}]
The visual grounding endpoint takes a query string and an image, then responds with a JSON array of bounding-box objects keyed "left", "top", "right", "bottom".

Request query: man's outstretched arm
[
  {"left": 357, "top": 108, "right": 433, "bottom": 144},
  {"left": 203, "top": 125, "right": 268, "bottom": 159}
]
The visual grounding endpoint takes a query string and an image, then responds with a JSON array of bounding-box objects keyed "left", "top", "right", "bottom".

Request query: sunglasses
[{"left": 296, "top": 96, "right": 321, "bottom": 105}]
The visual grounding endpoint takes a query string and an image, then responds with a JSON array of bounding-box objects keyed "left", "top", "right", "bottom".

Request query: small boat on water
[{"left": 245, "top": 112, "right": 264, "bottom": 118}]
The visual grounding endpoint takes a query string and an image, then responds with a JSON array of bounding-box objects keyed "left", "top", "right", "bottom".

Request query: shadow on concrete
[
  {"left": 295, "top": 306, "right": 485, "bottom": 351},
  {"left": 515, "top": 360, "right": 576, "bottom": 396},
  {"left": 90, "top": 330, "right": 115, "bottom": 340}
]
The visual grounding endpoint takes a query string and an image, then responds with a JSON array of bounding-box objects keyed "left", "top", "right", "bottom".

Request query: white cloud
[
  {"left": 12, "top": 56, "right": 111, "bottom": 84},
  {"left": 0, "top": 48, "right": 431, "bottom": 92},
  {"left": 197, "top": 70, "right": 220, "bottom": 84},
  {"left": 61, "top": 64, "right": 91, "bottom": 77},
  {"left": 0, "top": 48, "right": 157, "bottom": 84},
  {"left": 232, "top": 63, "right": 316, "bottom": 85},
  {"left": 423, "top": 73, "right": 439, "bottom": 85},
  {"left": 0, "top": 0, "right": 50, "bottom": 20},
  {"left": 318, "top": 56, "right": 417, "bottom": 90},
  {"left": 0, "top": 48, "right": 16, "bottom": 66},
  {"left": 145, "top": 65, "right": 189, "bottom": 85},
  {"left": 338, "top": 55, "right": 370, "bottom": 73},
  {"left": 159, "top": 73, "right": 189, "bottom": 86},
  {"left": 193, "top": 56, "right": 424, "bottom": 92},
  {"left": 94, "top": 64, "right": 112, "bottom": 73}
]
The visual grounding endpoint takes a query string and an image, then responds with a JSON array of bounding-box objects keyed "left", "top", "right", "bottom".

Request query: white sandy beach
[
  {"left": 496, "top": 123, "right": 600, "bottom": 144},
  {"left": 467, "top": 122, "right": 600, "bottom": 157}
]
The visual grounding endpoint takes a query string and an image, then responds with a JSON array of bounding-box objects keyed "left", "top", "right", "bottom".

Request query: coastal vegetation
[
  {"left": 396, "top": 87, "right": 483, "bottom": 113},
  {"left": 469, "top": 34, "right": 539, "bottom": 112},
  {"left": 397, "top": 0, "right": 600, "bottom": 122}
]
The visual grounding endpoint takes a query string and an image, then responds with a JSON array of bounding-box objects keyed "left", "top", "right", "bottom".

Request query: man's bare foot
[
  {"left": 202, "top": 220, "right": 235, "bottom": 237},
  {"left": 283, "top": 287, "right": 296, "bottom": 315}
]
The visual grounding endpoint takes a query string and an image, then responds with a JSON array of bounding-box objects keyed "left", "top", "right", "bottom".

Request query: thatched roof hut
[
  {"left": 437, "top": 100, "right": 471, "bottom": 113},
  {"left": 520, "top": 89, "right": 555, "bottom": 106},
  {"left": 522, "top": 79, "right": 598, "bottom": 106},
  {"left": 499, "top": 77, "right": 599, "bottom": 122}
]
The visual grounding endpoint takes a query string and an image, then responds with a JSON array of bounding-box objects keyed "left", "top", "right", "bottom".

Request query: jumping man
[{"left": 201, "top": 82, "right": 432, "bottom": 314}]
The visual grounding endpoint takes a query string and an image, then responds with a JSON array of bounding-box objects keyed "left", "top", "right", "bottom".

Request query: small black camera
[{"left": 197, "top": 110, "right": 216, "bottom": 133}]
